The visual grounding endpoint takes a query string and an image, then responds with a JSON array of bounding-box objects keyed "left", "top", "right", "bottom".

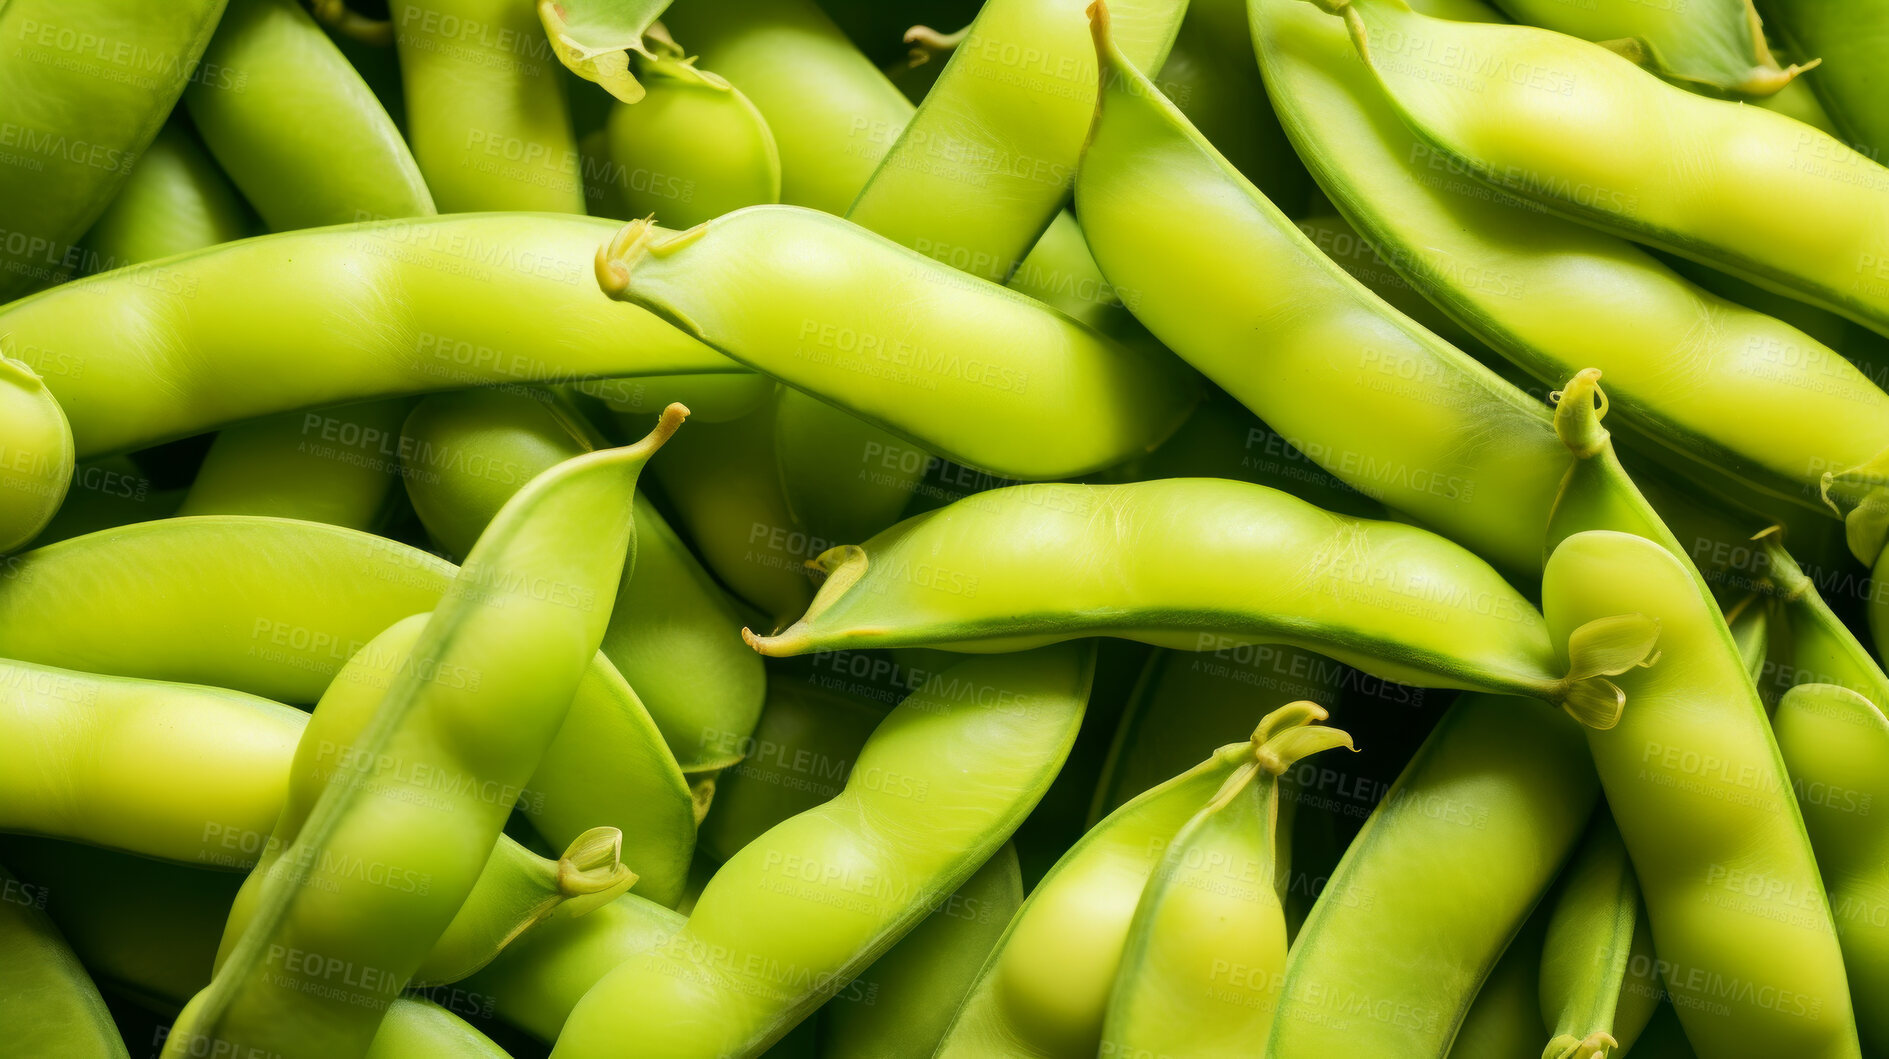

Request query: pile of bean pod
[{"left": 4, "top": 0, "right": 1888, "bottom": 1056}]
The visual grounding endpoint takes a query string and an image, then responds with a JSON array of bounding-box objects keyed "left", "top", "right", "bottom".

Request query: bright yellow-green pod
[
  {"left": 1542, "top": 531, "right": 1859, "bottom": 1059},
  {"left": 82, "top": 119, "right": 257, "bottom": 270},
  {"left": 552, "top": 647, "right": 1095, "bottom": 1058},
  {"left": 0, "top": 860, "right": 127, "bottom": 1058},
  {"left": 601, "top": 59, "right": 781, "bottom": 228},
  {"left": 1759, "top": 0, "right": 1889, "bottom": 160},
  {"left": 596, "top": 207, "right": 1198, "bottom": 481},
  {"left": 1075, "top": 6, "right": 1563, "bottom": 573},
  {"left": 1326, "top": 0, "right": 1889, "bottom": 341},
  {"left": 0, "top": 355, "right": 73, "bottom": 552},
  {"left": 1102, "top": 707, "right": 1354, "bottom": 1057},
  {"left": 176, "top": 398, "right": 413, "bottom": 530},
  {"left": 1267, "top": 694, "right": 1598, "bottom": 1059},
  {"left": 1250, "top": 0, "right": 1889, "bottom": 550},
  {"left": 0, "top": 0, "right": 226, "bottom": 298},
  {"left": 750, "top": 479, "right": 1656, "bottom": 727},
  {"left": 0, "top": 515, "right": 695, "bottom": 904},
  {"left": 1489, "top": 0, "right": 1801, "bottom": 95},
  {"left": 1774, "top": 683, "right": 1889, "bottom": 1056},
  {"left": 393, "top": 0, "right": 586, "bottom": 213},
  {"left": 1536, "top": 816, "right": 1659, "bottom": 1059},
  {"left": 186, "top": 0, "right": 435, "bottom": 228}
]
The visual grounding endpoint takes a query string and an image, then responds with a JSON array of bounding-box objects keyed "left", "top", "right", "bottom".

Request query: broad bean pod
[
  {"left": 748, "top": 478, "right": 1656, "bottom": 727},
  {"left": 552, "top": 646, "right": 1095, "bottom": 1058},
  {"left": 0, "top": 515, "right": 695, "bottom": 904},
  {"left": 1537, "top": 815, "right": 1659, "bottom": 1059},
  {"left": 0, "top": 356, "right": 72, "bottom": 552},
  {"left": 80, "top": 119, "right": 255, "bottom": 271},
  {"left": 1266, "top": 693, "right": 1597, "bottom": 1058},
  {"left": 1774, "top": 683, "right": 1889, "bottom": 1055},
  {"left": 1448, "top": 908, "right": 1550, "bottom": 1058},
  {"left": 599, "top": 56, "right": 781, "bottom": 227},
  {"left": 0, "top": 859, "right": 126, "bottom": 1057}
]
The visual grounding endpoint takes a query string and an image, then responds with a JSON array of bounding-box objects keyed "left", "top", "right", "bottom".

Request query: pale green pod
[
  {"left": 393, "top": 0, "right": 586, "bottom": 213},
  {"left": 0, "top": 214, "right": 730, "bottom": 464},
  {"left": 81, "top": 119, "right": 257, "bottom": 270},
  {"left": 822, "top": 845, "right": 1025, "bottom": 1059},
  {"left": 1774, "top": 683, "right": 1889, "bottom": 1056},
  {"left": 166, "top": 412, "right": 684, "bottom": 1057},
  {"left": 4, "top": 837, "right": 514, "bottom": 1055},
  {"left": 1250, "top": 0, "right": 1889, "bottom": 541},
  {"left": 186, "top": 0, "right": 435, "bottom": 228},
  {"left": 601, "top": 58, "right": 782, "bottom": 227},
  {"left": 0, "top": 515, "right": 694, "bottom": 905},
  {"left": 1449, "top": 909, "right": 1549, "bottom": 1059},
  {"left": 0, "top": 860, "right": 127, "bottom": 1058},
  {"left": 0, "top": 355, "right": 74, "bottom": 552},
  {"left": 1537, "top": 815, "right": 1660, "bottom": 1059},
  {"left": 552, "top": 647, "right": 1094, "bottom": 1058},
  {"left": 1267, "top": 694, "right": 1598, "bottom": 1059},
  {"left": 176, "top": 398, "right": 413, "bottom": 529},
  {"left": 1541, "top": 530, "right": 1859, "bottom": 1059},
  {"left": 1488, "top": 0, "right": 1800, "bottom": 95},
  {"left": 400, "top": 388, "right": 765, "bottom": 773},
  {"left": 1075, "top": 11, "right": 1563, "bottom": 574},
  {"left": 1102, "top": 708, "right": 1354, "bottom": 1057},
  {"left": 0, "top": 0, "right": 226, "bottom": 298},
  {"left": 749, "top": 479, "right": 1656, "bottom": 727},
  {"left": 1326, "top": 0, "right": 1889, "bottom": 341},
  {"left": 846, "top": 0, "right": 1187, "bottom": 283},
  {"left": 595, "top": 207, "right": 1198, "bottom": 481},
  {"left": 1760, "top": 0, "right": 1889, "bottom": 160}
]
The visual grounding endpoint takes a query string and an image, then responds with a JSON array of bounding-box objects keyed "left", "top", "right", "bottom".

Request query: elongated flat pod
[
  {"left": 1250, "top": 0, "right": 1889, "bottom": 538},
  {"left": 0, "top": 0, "right": 227, "bottom": 298},
  {"left": 0, "top": 356, "right": 74, "bottom": 552},
  {"left": 1542, "top": 532, "right": 1859, "bottom": 1059},
  {"left": 176, "top": 398, "right": 413, "bottom": 529},
  {"left": 1103, "top": 707, "right": 1353, "bottom": 1056},
  {"left": 0, "top": 214, "right": 729, "bottom": 461},
  {"left": 0, "top": 516, "right": 693, "bottom": 904},
  {"left": 1325, "top": 0, "right": 1889, "bottom": 340},
  {"left": 1076, "top": 7, "right": 1563, "bottom": 573},
  {"left": 552, "top": 647, "right": 1094, "bottom": 1058},
  {"left": 1489, "top": 0, "right": 1801, "bottom": 95},
  {"left": 1449, "top": 907, "right": 1550, "bottom": 1059},
  {"left": 1761, "top": 0, "right": 1889, "bottom": 159},
  {"left": 1774, "top": 683, "right": 1889, "bottom": 1055},
  {"left": 750, "top": 479, "right": 1655, "bottom": 726},
  {"left": 1537, "top": 814, "right": 1659, "bottom": 1059},
  {"left": 0, "top": 859, "right": 127, "bottom": 1058},
  {"left": 596, "top": 208, "right": 1197, "bottom": 480}
]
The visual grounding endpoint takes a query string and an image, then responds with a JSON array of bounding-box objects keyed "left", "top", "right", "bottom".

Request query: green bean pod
[
  {"left": 938, "top": 704, "right": 1344, "bottom": 1058},
  {"left": 1266, "top": 694, "right": 1597, "bottom": 1058},
  {"left": 600, "top": 58, "right": 782, "bottom": 228},
  {"left": 1489, "top": 0, "right": 1800, "bottom": 95},
  {"left": 0, "top": 356, "right": 74, "bottom": 552},
  {"left": 1160, "top": 0, "right": 1311, "bottom": 207},
  {"left": 186, "top": 0, "right": 435, "bottom": 228},
  {"left": 1537, "top": 815, "right": 1660, "bottom": 1059},
  {"left": 552, "top": 646, "right": 1095, "bottom": 1058},
  {"left": 1249, "top": 0, "right": 1889, "bottom": 542},
  {"left": 165, "top": 410, "right": 684, "bottom": 1057},
  {"left": 0, "top": 859, "right": 127, "bottom": 1058},
  {"left": 400, "top": 388, "right": 765, "bottom": 774},
  {"left": 595, "top": 207, "right": 1197, "bottom": 481},
  {"left": 0, "top": 514, "right": 694, "bottom": 904},
  {"left": 0, "top": 0, "right": 227, "bottom": 298},
  {"left": 175, "top": 398, "right": 414, "bottom": 530},
  {"left": 1325, "top": 0, "right": 1889, "bottom": 341},
  {"left": 1773, "top": 683, "right": 1889, "bottom": 1055},
  {"left": 749, "top": 479, "right": 1657, "bottom": 727},
  {"left": 1449, "top": 908, "right": 1550, "bottom": 1059},
  {"left": 81, "top": 119, "right": 256, "bottom": 270},
  {"left": 1102, "top": 707, "right": 1354, "bottom": 1056},
  {"left": 30, "top": 457, "right": 184, "bottom": 548},
  {"left": 392, "top": 0, "right": 586, "bottom": 213},
  {"left": 0, "top": 214, "right": 727, "bottom": 464},
  {"left": 1761, "top": 0, "right": 1889, "bottom": 159},
  {"left": 1075, "top": 9, "right": 1563, "bottom": 574},
  {"left": 821, "top": 845, "right": 1025, "bottom": 1059},
  {"left": 1541, "top": 530, "right": 1859, "bottom": 1058},
  {"left": 1, "top": 838, "right": 515, "bottom": 1056}
]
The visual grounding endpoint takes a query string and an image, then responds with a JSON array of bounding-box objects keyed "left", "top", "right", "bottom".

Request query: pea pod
[
  {"left": 175, "top": 398, "right": 414, "bottom": 529},
  {"left": 599, "top": 55, "right": 782, "bottom": 227},
  {"left": 1773, "top": 683, "right": 1889, "bottom": 1056},
  {"left": 0, "top": 514, "right": 695, "bottom": 904},
  {"left": 0, "top": 357, "right": 73, "bottom": 552},
  {"left": 1266, "top": 693, "right": 1598, "bottom": 1058},
  {"left": 552, "top": 646, "right": 1095, "bottom": 1058},
  {"left": 1103, "top": 706, "right": 1355, "bottom": 1056},
  {"left": 81, "top": 119, "right": 257, "bottom": 270},
  {"left": 1761, "top": 0, "right": 1889, "bottom": 159},
  {"left": 938, "top": 703, "right": 1347, "bottom": 1058},
  {"left": 595, "top": 207, "right": 1197, "bottom": 481},
  {"left": 0, "top": 859, "right": 127, "bottom": 1058},
  {"left": 1324, "top": 0, "right": 1889, "bottom": 343},
  {"left": 0, "top": 0, "right": 227, "bottom": 298},
  {"left": 1537, "top": 815, "right": 1659, "bottom": 1059},
  {"left": 1488, "top": 0, "right": 1801, "bottom": 96},
  {"left": 1075, "top": 8, "right": 1562, "bottom": 573},
  {"left": 1450, "top": 908, "right": 1550, "bottom": 1059},
  {"left": 400, "top": 388, "right": 765, "bottom": 774},
  {"left": 749, "top": 478, "right": 1656, "bottom": 727}
]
